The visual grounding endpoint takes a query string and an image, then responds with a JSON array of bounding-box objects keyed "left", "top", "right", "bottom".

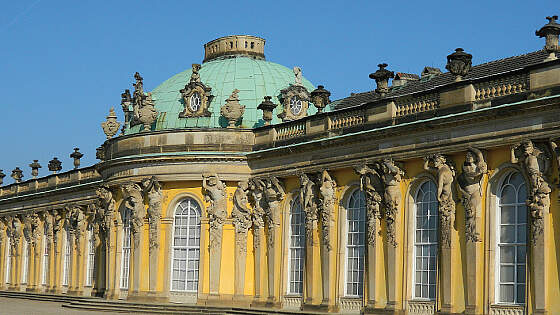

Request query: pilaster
[
  {"left": 251, "top": 227, "right": 266, "bottom": 306},
  {"left": 531, "top": 213, "right": 550, "bottom": 315},
  {"left": 465, "top": 241, "right": 482, "bottom": 315},
  {"left": 319, "top": 227, "right": 336, "bottom": 311},
  {"left": 266, "top": 225, "right": 282, "bottom": 307},
  {"left": 302, "top": 221, "right": 321, "bottom": 309}
]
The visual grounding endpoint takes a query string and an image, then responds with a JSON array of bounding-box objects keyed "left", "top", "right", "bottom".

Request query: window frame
[
  {"left": 286, "top": 195, "right": 305, "bottom": 296},
  {"left": 411, "top": 179, "right": 439, "bottom": 301},
  {"left": 120, "top": 208, "right": 131, "bottom": 290},
  {"left": 344, "top": 189, "right": 366, "bottom": 297},
  {"left": 494, "top": 171, "right": 527, "bottom": 305},
  {"left": 170, "top": 197, "right": 202, "bottom": 293}
]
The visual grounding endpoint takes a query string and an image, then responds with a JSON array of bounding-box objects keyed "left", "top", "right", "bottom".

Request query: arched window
[
  {"left": 121, "top": 209, "right": 131, "bottom": 289},
  {"left": 5, "top": 238, "right": 11, "bottom": 284},
  {"left": 287, "top": 196, "right": 305, "bottom": 295},
  {"left": 496, "top": 171, "right": 527, "bottom": 304},
  {"left": 63, "top": 228, "right": 70, "bottom": 286},
  {"left": 413, "top": 180, "right": 438, "bottom": 300},
  {"left": 22, "top": 239, "right": 28, "bottom": 284},
  {"left": 41, "top": 231, "right": 48, "bottom": 286},
  {"left": 346, "top": 189, "right": 366, "bottom": 297},
  {"left": 171, "top": 198, "right": 201, "bottom": 292},
  {"left": 86, "top": 225, "right": 95, "bottom": 287}
]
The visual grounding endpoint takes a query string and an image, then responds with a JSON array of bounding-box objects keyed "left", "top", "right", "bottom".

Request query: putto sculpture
[
  {"left": 457, "top": 148, "right": 487, "bottom": 243},
  {"left": 424, "top": 154, "right": 456, "bottom": 247},
  {"left": 293, "top": 66, "right": 303, "bottom": 86},
  {"left": 128, "top": 72, "right": 158, "bottom": 132},
  {"left": 220, "top": 89, "right": 245, "bottom": 128}
]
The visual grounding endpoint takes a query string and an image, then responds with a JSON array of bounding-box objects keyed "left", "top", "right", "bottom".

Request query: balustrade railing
[
  {"left": 328, "top": 109, "right": 366, "bottom": 130},
  {"left": 474, "top": 73, "right": 528, "bottom": 101},
  {"left": 395, "top": 93, "right": 439, "bottom": 117},
  {"left": 275, "top": 121, "right": 306, "bottom": 141}
]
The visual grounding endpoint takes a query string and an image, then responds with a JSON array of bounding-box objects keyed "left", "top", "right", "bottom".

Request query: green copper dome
[{"left": 125, "top": 56, "right": 317, "bottom": 133}]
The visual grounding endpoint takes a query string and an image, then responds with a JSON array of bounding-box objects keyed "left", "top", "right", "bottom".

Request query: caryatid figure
[
  {"left": 458, "top": 148, "right": 487, "bottom": 243},
  {"left": 300, "top": 173, "right": 318, "bottom": 245},
  {"left": 318, "top": 170, "right": 336, "bottom": 250},
  {"left": 378, "top": 159, "right": 404, "bottom": 247},
  {"left": 424, "top": 154, "right": 456, "bottom": 247},
  {"left": 202, "top": 173, "right": 227, "bottom": 248}
]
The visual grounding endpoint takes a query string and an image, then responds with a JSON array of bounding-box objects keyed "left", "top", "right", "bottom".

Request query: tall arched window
[
  {"left": 22, "top": 239, "right": 28, "bottom": 284},
  {"left": 121, "top": 209, "right": 131, "bottom": 289},
  {"left": 41, "top": 231, "right": 48, "bottom": 286},
  {"left": 496, "top": 171, "right": 527, "bottom": 304},
  {"left": 171, "top": 198, "right": 201, "bottom": 292},
  {"left": 63, "top": 229, "right": 70, "bottom": 286},
  {"left": 5, "top": 238, "right": 10, "bottom": 284},
  {"left": 413, "top": 180, "right": 438, "bottom": 300},
  {"left": 346, "top": 189, "right": 366, "bottom": 297},
  {"left": 287, "top": 196, "right": 305, "bottom": 295},
  {"left": 86, "top": 225, "right": 95, "bottom": 287}
]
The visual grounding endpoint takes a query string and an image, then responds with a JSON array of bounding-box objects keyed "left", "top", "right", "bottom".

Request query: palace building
[{"left": 0, "top": 17, "right": 560, "bottom": 315}]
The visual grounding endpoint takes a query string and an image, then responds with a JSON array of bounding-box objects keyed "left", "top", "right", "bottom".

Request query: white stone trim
[
  {"left": 406, "top": 300, "right": 435, "bottom": 315},
  {"left": 489, "top": 304, "right": 525, "bottom": 315},
  {"left": 339, "top": 296, "right": 362, "bottom": 313}
]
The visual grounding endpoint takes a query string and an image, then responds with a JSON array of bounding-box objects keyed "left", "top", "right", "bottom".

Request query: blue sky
[{"left": 0, "top": 1, "right": 557, "bottom": 184}]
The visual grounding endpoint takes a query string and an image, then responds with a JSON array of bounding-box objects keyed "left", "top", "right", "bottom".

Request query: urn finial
[
  {"left": 220, "top": 89, "right": 245, "bottom": 128},
  {"left": 536, "top": 15, "right": 560, "bottom": 61},
  {"left": 48, "top": 158, "right": 62, "bottom": 174},
  {"left": 11, "top": 167, "right": 23, "bottom": 183},
  {"left": 445, "top": 48, "right": 472, "bottom": 80},
  {"left": 257, "top": 96, "right": 277, "bottom": 126},
  {"left": 29, "top": 160, "right": 42, "bottom": 179},
  {"left": 310, "top": 85, "right": 331, "bottom": 113},
  {"left": 101, "top": 107, "right": 121, "bottom": 139},
  {"left": 70, "top": 148, "right": 83, "bottom": 170},
  {"left": 0, "top": 170, "right": 5, "bottom": 186},
  {"left": 369, "top": 63, "right": 395, "bottom": 96}
]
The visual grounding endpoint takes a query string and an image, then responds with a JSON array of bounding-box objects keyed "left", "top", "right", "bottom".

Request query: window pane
[
  {"left": 171, "top": 198, "right": 201, "bottom": 292},
  {"left": 345, "top": 190, "right": 365, "bottom": 297}
]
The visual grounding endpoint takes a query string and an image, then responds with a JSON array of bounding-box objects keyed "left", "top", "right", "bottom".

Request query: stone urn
[
  {"left": 221, "top": 89, "right": 245, "bottom": 128},
  {"left": 445, "top": 48, "right": 472, "bottom": 80},
  {"left": 257, "top": 96, "right": 277, "bottom": 125},
  {"left": 137, "top": 93, "right": 158, "bottom": 132},
  {"left": 101, "top": 107, "right": 121, "bottom": 139},
  {"left": 310, "top": 85, "right": 331, "bottom": 113}
]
